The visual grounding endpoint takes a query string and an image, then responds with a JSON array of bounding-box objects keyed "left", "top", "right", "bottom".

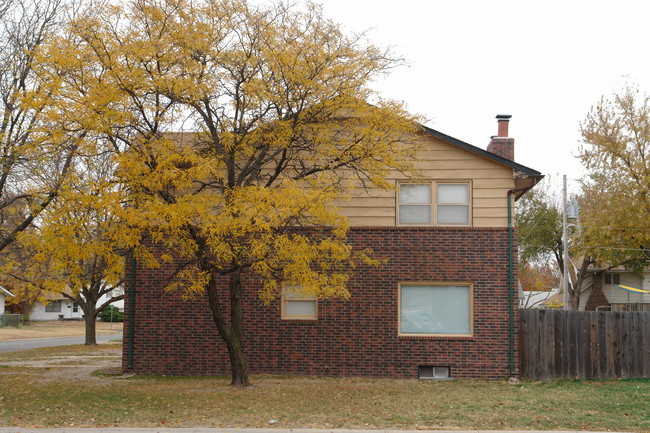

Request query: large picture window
[
  {"left": 398, "top": 182, "right": 470, "bottom": 226},
  {"left": 281, "top": 286, "right": 317, "bottom": 320},
  {"left": 399, "top": 283, "right": 472, "bottom": 336}
]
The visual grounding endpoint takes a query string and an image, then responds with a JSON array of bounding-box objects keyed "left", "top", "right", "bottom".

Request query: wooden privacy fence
[{"left": 520, "top": 309, "right": 650, "bottom": 380}]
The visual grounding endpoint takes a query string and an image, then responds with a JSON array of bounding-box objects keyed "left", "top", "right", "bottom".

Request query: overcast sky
[{"left": 315, "top": 0, "right": 650, "bottom": 182}]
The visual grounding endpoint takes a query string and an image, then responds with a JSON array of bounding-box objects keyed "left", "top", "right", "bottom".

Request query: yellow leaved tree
[
  {"left": 9, "top": 149, "right": 127, "bottom": 344},
  {"left": 46, "top": 0, "right": 422, "bottom": 386},
  {"left": 579, "top": 83, "right": 650, "bottom": 272}
]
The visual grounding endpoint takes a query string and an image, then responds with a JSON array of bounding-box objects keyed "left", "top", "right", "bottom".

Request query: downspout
[
  {"left": 506, "top": 182, "right": 540, "bottom": 377},
  {"left": 127, "top": 252, "right": 136, "bottom": 370},
  {"left": 506, "top": 192, "right": 516, "bottom": 376}
]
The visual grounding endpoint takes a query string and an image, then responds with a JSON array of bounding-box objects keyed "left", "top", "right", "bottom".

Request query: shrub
[{"left": 98, "top": 305, "right": 124, "bottom": 322}]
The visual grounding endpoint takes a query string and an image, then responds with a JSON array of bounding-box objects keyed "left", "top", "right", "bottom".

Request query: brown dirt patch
[{"left": 0, "top": 342, "right": 123, "bottom": 381}]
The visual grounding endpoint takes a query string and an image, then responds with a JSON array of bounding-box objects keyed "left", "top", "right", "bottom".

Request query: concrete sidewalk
[{"left": 0, "top": 428, "right": 626, "bottom": 433}]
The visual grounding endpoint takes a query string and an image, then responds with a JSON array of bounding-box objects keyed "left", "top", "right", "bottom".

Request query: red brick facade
[
  {"left": 486, "top": 138, "right": 515, "bottom": 161},
  {"left": 584, "top": 272, "right": 610, "bottom": 311},
  {"left": 122, "top": 226, "right": 519, "bottom": 379}
]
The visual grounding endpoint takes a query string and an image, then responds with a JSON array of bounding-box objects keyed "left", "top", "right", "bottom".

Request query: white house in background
[
  {"left": 0, "top": 286, "right": 14, "bottom": 314},
  {"left": 579, "top": 268, "right": 650, "bottom": 311},
  {"left": 30, "top": 291, "right": 82, "bottom": 321},
  {"left": 29, "top": 287, "right": 125, "bottom": 321},
  {"left": 520, "top": 288, "right": 560, "bottom": 309},
  {"left": 101, "top": 288, "right": 125, "bottom": 311}
]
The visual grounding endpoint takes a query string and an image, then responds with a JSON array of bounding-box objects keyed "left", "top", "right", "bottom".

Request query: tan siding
[
  {"left": 335, "top": 197, "right": 395, "bottom": 207},
  {"left": 342, "top": 134, "right": 516, "bottom": 227},
  {"left": 347, "top": 216, "right": 395, "bottom": 226},
  {"left": 338, "top": 206, "right": 395, "bottom": 217},
  {"left": 473, "top": 217, "right": 509, "bottom": 228}
]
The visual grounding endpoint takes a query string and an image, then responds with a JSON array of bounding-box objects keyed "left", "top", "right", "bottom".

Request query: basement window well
[{"left": 418, "top": 365, "right": 451, "bottom": 380}]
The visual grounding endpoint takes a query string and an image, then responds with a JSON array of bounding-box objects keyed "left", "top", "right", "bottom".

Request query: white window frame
[
  {"left": 281, "top": 286, "right": 318, "bottom": 320},
  {"left": 397, "top": 181, "right": 472, "bottom": 226},
  {"left": 398, "top": 282, "right": 474, "bottom": 337}
]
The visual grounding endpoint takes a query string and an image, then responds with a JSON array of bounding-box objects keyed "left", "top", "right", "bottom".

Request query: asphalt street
[{"left": 0, "top": 333, "right": 122, "bottom": 352}]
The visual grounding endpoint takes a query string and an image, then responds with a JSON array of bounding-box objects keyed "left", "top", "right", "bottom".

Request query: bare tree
[{"left": 0, "top": 0, "right": 80, "bottom": 254}]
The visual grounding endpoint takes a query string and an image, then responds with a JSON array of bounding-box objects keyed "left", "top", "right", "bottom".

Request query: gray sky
[{"left": 316, "top": 0, "right": 650, "bottom": 180}]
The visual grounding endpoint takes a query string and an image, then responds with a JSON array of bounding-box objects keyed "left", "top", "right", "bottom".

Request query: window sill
[{"left": 398, "top": 334, "right": 474, "bottom": 341}]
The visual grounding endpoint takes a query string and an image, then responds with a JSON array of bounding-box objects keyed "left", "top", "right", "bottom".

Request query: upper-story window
[
  {"left": 398, "top": 182, "right": 471, "bottom": 226},
  {"left": 604, "top": 273, "right": 620, "bottom": 285}
]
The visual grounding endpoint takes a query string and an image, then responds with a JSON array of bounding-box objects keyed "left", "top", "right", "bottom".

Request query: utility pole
[{"left": 562, "top": 174, "right": 569, "bottom": 310}]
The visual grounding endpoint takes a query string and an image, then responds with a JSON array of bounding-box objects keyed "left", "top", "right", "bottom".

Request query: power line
[
  {"left": 573, "top": 245, "right": 650, "bottom": 252},
  {"left": 580, "top": 225, "right": 650, "bottom": 231},
  {"left": 523, "top": 244, "right": 649, "bottom": 252}
]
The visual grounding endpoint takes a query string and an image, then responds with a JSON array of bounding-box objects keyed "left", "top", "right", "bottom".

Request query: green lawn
[{"left": 0, "top": 344, "right": 648, "bottom": 431}]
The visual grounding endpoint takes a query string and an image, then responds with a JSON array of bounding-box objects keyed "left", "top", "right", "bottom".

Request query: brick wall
[
  {"left": 584, "top": 272, "right": 610, "bottom": 311},
  {"left": 122, "top": 226, "right": 519, "bottom": 379},
  {"left": 487, "top": 137, "right": 515, "bottom": 161}
]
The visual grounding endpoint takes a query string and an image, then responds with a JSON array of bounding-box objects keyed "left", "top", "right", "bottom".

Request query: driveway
[{"left": 0, "top": 333, "right": 122, "bottom": 352}]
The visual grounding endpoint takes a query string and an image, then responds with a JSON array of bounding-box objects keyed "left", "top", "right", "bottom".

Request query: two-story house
[{"left": 122, "top": 115, "right": 542, "bottom": 379}]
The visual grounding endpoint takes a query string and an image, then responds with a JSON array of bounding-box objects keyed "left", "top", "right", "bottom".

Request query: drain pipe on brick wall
[
  {"left": 127, "top": 252, "right": 136, "bottom": 370},
  {"left": 506, "top": 182, "right": 540, "bottom": 377}
]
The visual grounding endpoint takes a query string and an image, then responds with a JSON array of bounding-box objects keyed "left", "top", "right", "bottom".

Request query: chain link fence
[{"left": 0, "top": 314, "right": 21, "bottom": 327}]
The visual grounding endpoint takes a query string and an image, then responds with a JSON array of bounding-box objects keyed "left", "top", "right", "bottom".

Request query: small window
[
  {"left": 281, "top": 286, "right": 317, "bottom": 320},
  {"left": 419, "top": 365, "right": 451, "bottom": 379},
  {"left": 604, "top": 274, "right": 620, "bottom": 285},
  {"left": 399, "top": 283, "right": 472, "bottom": 336},
  {"left": 45, "top": 300, "right": 62, "bottom": 313}
]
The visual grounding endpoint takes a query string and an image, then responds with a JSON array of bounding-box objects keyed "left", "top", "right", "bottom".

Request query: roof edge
[{"left": 420, "top": 124, "right": 542, "bottom": 177}]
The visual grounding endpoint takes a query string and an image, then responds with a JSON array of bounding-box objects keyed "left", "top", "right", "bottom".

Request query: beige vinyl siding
[
  {"left": 338, "top": 134, "right": 516, "bottom": 227},
  {"left": 603, "top": 272, "right": 650, "bottom": 305}
]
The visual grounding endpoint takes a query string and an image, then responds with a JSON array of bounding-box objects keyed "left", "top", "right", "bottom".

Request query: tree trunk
[
  {"left": 206, "top": 268, "right": 250, "bottom": 387},
  {"left": 84, "top": 314, "right": 97, "bottom": 345},
  {"left": 81, "top": 303, "right": 98, "bottom": 346},
  {"left": 570, "top": 257, "right": 594, "bottom": 310}
]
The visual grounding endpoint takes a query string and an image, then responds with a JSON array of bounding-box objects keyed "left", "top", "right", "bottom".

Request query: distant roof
[
  {"left": 421, "top": 125, "right": 542, "bottom": 177},
  {"left": 0, "top": 286, "right": 14, "bottom": 297}
]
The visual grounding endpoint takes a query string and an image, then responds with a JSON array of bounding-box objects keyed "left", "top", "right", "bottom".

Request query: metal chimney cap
[{"left": 496, "top": 114, "right": 512, "bottom": 120}]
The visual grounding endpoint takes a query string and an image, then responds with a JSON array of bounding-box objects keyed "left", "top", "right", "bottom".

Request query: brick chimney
[{"left": 486, "top": 114, "right": 514, "bottom": 161}]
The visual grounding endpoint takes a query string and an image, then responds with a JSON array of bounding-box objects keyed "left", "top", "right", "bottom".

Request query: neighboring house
[
  {"left": 30, "top": 291, "right": 84, "bottom": 321},
  {"left": 578, "top": 267, "right": 650, "bottom": 311},
  {"left": 0, "top": 286, "right": 14, "bottom": 314},
  {"left": 101, "top": 288, "right": 125, "bottom": 311},
  {"left": 30, "top": 288, "right": 125, "bottom": 320},
  {"left": 123, "top": 115, "right": 543, "bottom": 379}
]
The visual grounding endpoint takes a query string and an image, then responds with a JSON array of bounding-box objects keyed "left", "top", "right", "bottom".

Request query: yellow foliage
[
  {"left": 9, "top": 149, "right": 126, "bottom": 303},
  {"left": 38, "top": 0, "right": 423, "bottom": 308},
  {"left": 579, "top": 83, "right": 650, "bottom": 270}
]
